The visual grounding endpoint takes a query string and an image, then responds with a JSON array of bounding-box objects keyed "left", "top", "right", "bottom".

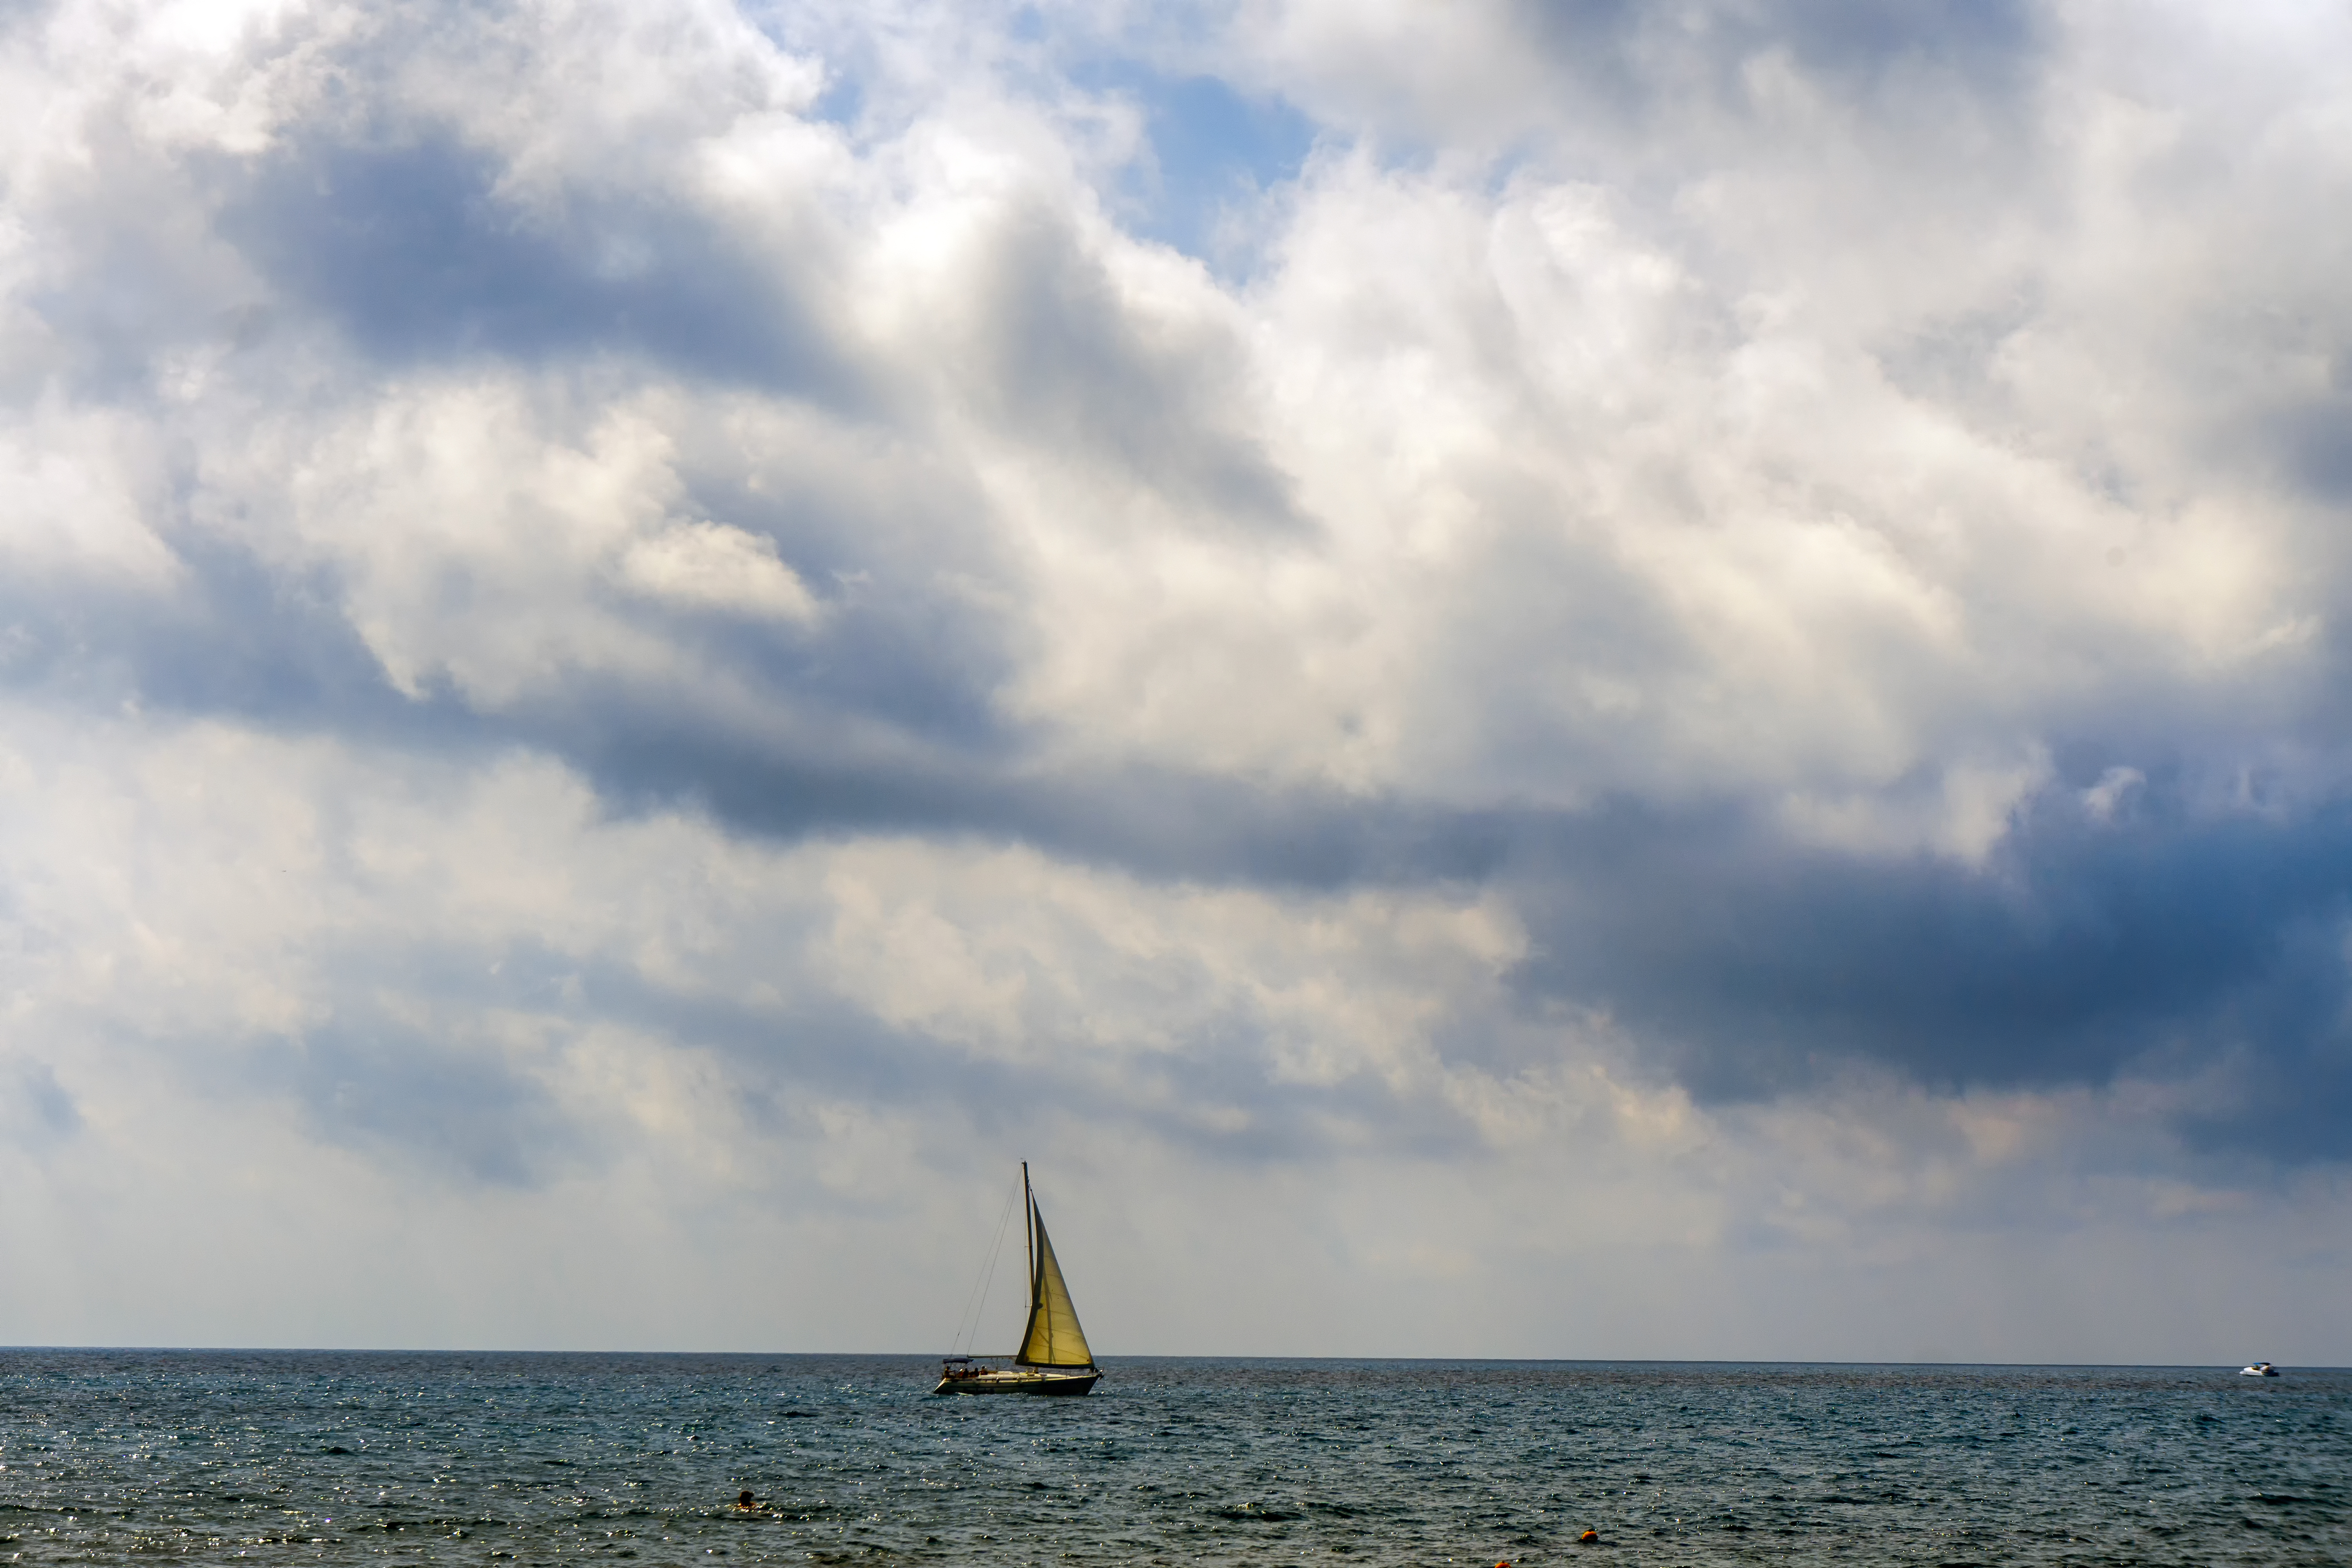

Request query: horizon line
[{"left": 2, "top": 1346, "right": 2336, "bottom": 1371}]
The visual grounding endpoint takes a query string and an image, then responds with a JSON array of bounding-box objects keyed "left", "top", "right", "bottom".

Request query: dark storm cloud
[
  {"left": 1504, "top": 775, "right": 2352, "bottom": 1160},
  {"left": 0, "top": 530, "right": 504, "bottom": 768},
  {"left": 954, "top": 203, "right": 1305, "bottom": 536},
  {"left": 652, "top": 445, "right": 1026, "bottom": 753},
  {"left": 418, "top": 608, "right": 1510, "bottom": 877},
  {"left": 214, "top": 132, "right": 865, "bottom": 401},
  {"left": 489, "top": 634, "right": 2352, "bottom": 1169}
]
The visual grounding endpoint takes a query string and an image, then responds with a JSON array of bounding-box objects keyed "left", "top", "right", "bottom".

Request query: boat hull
[{"left": 932, "top": 1368, "right": 1100, "bottom": 1396}]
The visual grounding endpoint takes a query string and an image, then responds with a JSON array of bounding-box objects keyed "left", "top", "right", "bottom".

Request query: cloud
[
  {"left": 2, "top": 0, "right": 2350, "bottom": 1356},
  {"left": 1501, "top": 780, "right": 2352, "bottom": 1154},
  {"left": 617, "top": 519, "right": 821, "bottom": 621}
]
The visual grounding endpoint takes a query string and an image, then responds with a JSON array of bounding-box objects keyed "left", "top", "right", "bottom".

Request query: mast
[{"left": 1023, "top": 1161, "right": 1036, "bottom": 1312}]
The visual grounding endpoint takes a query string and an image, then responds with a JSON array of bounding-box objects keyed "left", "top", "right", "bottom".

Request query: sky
[{"left": 2, "top": 0, "right": 2349, "bottom": 1364}]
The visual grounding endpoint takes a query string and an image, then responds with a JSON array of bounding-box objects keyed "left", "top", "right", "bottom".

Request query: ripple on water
[{"left": 0, "top": 1354, "right": 2347, "bottom": 1564}]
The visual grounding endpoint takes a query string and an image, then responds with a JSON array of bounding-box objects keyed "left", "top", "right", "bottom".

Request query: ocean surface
[{"left": 1, "top": 1353, "right": 2345, "bottom": 1565}]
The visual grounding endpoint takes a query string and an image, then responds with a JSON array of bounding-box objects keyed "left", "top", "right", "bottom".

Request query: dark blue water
[{"left": 2, "top": 1353, "right": 2345, "bottom": 1564}]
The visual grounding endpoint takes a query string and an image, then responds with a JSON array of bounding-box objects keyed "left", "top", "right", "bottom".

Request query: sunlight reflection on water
[{"left": 0, "top": 1352, "right": 2345, "bottom": 1564}]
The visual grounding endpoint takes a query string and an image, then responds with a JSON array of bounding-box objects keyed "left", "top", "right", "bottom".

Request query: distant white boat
[{"left": 2241, "top": 1362, "right": 2280, "bottom": 1377}]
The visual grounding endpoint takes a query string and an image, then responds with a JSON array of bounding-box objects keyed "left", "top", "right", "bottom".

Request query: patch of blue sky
[
  {"left": 1076, "top": 63, "right": 1319, "bottom": 275},
  {"left": 809, "top": 68, "right": 863, "bottom": 131}
]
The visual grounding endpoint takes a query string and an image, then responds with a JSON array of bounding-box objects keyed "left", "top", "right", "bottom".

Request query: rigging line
[{"left": 950, "top": 1177, "right": 1022, "bottom": 1357}]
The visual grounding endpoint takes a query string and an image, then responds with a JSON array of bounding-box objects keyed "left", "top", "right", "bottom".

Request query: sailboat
[{"left": 934, "top": 1164, "right": 1102, "bottom": 1396}]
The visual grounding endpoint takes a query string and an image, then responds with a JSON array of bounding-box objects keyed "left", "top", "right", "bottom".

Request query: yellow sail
[{"left": 1013, "top": 1204, "right": 1094, "bottom": 1367}]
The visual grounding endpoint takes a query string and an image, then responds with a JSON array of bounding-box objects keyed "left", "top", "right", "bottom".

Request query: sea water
[{"left": 1, "top": 1353, "right": 2345, "bottom": 1565}]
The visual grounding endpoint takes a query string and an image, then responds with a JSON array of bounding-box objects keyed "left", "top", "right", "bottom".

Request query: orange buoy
[{"left": 1579, "top": 1527, "right": 1600, "bottom": 1543}]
